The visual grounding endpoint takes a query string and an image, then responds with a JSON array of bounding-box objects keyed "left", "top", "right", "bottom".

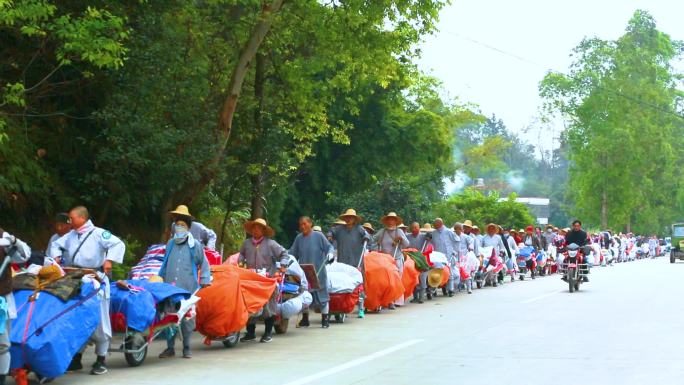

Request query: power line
[{"left": 440, "top": 29, "right": 684, "bottom": 121}]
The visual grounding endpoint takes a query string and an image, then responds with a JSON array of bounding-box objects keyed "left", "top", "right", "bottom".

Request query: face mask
[
  {"left": 503, "top": 232, "right": 509, "bottom": 237},
  {"left": 174, "top": 225, "right": 189, "bottom": 240}
]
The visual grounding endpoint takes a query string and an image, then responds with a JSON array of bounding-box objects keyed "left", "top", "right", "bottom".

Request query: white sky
[{"left": 417, "top": 0, "right": 684, "bottom": 155}]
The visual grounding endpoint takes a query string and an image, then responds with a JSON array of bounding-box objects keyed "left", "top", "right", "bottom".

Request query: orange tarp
[
  {"left": 196, "top": 265, "right": 277, "bottom": 339},
  {"left": 363, "top": 252, "right": 404, "bottom": 311},
  {"left": 402, "top": 258, "right": 420, "bottom": 299},
  {"left": 440, "top": 265, "right": 450, "bottom": 287}
]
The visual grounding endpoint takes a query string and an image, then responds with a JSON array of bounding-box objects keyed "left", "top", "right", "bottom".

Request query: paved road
[{"left": 53, "top": 258, "right": 683, "bottom": 385}]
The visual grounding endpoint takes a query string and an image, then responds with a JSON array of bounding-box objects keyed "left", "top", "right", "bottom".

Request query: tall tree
[{"left": 540, "top": 10, "right": 684, "bottom": 232}]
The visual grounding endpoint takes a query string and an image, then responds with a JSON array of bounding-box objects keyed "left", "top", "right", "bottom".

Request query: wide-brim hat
[
  {"left": 362, "top": 222, "right": 375, "bottom": 234},
  {"left": 427, "top": 269, "right": 443, "bottom": 288},
  {"left": 244, "top": 218, "right": 275, "bottom": 238},
  {"left": 398, "top": 223, "right": 408, "bottom": 230},
  {"left": 421, "top": 223, "right": 434, "bottom": 232},
  {"left": 339, "top": 208, "right": 362, "bottom": 222},
  {"left": 472, "top": 225, "right": 480, "bottom": 231},
  {"left": 169, "top": 205, "right": 194, "bottom": 219},
  {"left": 486, "top": 223, "right": 498, "bottom": 230},
  {"left": 333, "top": 219, "right": 346, "bottom": 226},
  {"left": 381, "top": 212, "right": 403, "bottom": 226},
  {"left": 312, "top": 226, "right": 322, "bottom": 232},
  {"left": 463, "top": 219, "right": 473, "bottom": 228},
  {"left": 148, "top": 275, "right": 164, "bottom": 283}
]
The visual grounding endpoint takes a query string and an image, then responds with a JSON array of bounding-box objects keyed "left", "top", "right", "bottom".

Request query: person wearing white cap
[{"left": 0, "top": 229, "right": 30, "bottom": 385}]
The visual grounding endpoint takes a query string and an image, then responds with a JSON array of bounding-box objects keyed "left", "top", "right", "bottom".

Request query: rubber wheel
[
  {"left": 124, "top": 338, "right": 148, "bottom": 367},
  {"left": 476, "top": 281, "right": 482, "bottom": 289},
  {"left": 520, "top": 275, "right": 525, "bottom": 281},
  {"left": 568, "top": 268, "right": 575, "bottom": 293},
  {"left": 274, "top": 318, "right": 289, "bottom": 334},
  {"left": 339, "top": 314, "right": 346, "bottom": 323},
  {"left": 222, "top": 333, "right": 239, "bottom": 348},
  {"left": 671, "top": 253, "right": 676, "bottom": 264},
  {"left": 575, "top": 282, "right": 580, "bottom": 292}
]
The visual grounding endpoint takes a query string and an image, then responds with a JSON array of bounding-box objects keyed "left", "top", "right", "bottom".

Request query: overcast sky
[{"left": 417, "top": 0, "right": 684, "bottom": 155}]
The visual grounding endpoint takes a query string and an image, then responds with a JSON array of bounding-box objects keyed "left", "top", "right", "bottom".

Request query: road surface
[{"left": 52, "top": 258, "right": 682, "bottom": 385}]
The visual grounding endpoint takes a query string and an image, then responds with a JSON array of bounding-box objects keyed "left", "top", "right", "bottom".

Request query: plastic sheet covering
[
  {"left": 196, "top": 265, "right": 277, "bottom": 338},
  {"left": 363, "top": 252, "right": 404, "bottom": 311}
]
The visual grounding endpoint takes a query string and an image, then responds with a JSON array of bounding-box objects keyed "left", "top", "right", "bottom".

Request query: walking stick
[
  {"left": 357, "top": 240, "right": 368, "bottom": 269},
  {"left": 420, "top": 240, "right": 428, "bottom": 253}
]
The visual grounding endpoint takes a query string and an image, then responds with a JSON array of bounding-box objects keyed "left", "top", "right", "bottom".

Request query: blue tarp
[
  {"left": 10, "top": 282, "right": 101, "bottom": 379},
  {"left": 518, "top": 246, "right": 536, "bottom": 259},
  {"left": 110, "top": 280, "right": 191, "bottom": 332}
]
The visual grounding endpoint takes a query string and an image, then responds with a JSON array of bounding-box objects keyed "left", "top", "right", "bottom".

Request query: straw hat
[
  {"left": 463, "top": 220, "right": 473, "bottom": 228},
  {"left": 339, "top": 208, "right": 362, "bottom": 222},
  {"left": 362, "top": 222, "right": 375, "bottom": 234},
  {"left": 312, "top": 226, "right": 322, "bottom": 232},
  {"left": 244, "top": 218, "right": 275, "bottom": 238},
  {"left": 472, "top": 225, "right": 480, "bottom": 230},
  {"left": 427, "top": 268, "right": 443, "bottom": 288},
  {"left": 486, "top": 223, "right": 498, "bottom": 231},
  {"left": 169, "top": 204, "right": 194, "bottom": 219},
  {"left": 420, "top": 223, "right": 434, "bottom": 232},
  {"left": 333, "top": 219, "right": 346, "bottom": 226},
  {"left": 381, "top": 212, "right": 403, "bottom": 226},
  {"left": 398, "top": 223, "right": 408, "bottom": 230}
]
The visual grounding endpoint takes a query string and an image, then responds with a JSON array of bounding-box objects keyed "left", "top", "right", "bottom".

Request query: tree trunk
[
  {"left": 183, "top": 0, "right": 284, "bottom": 203},
  {"left": 250, "top": 175, "right": 265, "bottom": 219},
  {"left": 218, "top": 183, "right": 237, "bottom": 247},
  {"left": 600, "top": 189, "right": 608, "bottom": 229}
]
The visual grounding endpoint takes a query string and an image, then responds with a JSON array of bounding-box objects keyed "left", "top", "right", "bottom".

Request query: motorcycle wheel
[{"left": 568, "top": 268, "right": 575, "bottom": 293}]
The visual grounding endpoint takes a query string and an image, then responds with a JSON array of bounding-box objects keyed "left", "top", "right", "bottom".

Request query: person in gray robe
[
  {"left": 406, "top": 222, "right": 428, "bottom": 303},
  {"left": 328, "top": 209, "right": 371, "bottom": 318},
  {"left": 429, "top": 218, "right": 460, "bottom": 297},
  {"left": 373, "top": 212, "right": 409, "bottom": 308},
  {"left": 289, "top": 216, "right": 334, "bottom": 328},
  {"left": 158, "top": 218, "right": 211, "bottom": 359},
  {"left": 238, "top": 218, "right": 289, "bottom": 343}
]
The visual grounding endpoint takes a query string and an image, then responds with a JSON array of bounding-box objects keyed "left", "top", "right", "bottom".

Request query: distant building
[{"left": 499, "top": 197, "right": 550, "bottom": 225}]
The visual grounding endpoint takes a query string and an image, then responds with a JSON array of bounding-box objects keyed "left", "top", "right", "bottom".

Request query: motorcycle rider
[{"left": 564, "top": 220, "right": 590, "bottom": 282}]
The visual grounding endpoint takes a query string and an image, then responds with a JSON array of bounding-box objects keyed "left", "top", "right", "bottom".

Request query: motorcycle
[{"left": 559, "top": 243, "right": 589, "bottom": 293}]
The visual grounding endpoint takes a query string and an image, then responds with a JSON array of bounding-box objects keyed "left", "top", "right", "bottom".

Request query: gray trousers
[
  {"left": 0, "top": 320, "right": 9, "bottom": 375},
  {"left": 167, "top": 318, "right": 194, "bottom": 350}
]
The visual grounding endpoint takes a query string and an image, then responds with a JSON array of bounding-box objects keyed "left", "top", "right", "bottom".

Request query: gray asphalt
[{"left": 43, "top": 258, "right": 683, "bottom": 385}]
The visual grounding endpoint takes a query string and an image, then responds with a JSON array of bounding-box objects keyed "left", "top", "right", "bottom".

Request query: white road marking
[
  {"left": 281, "top": 339, "right": 423, "bottom": 385},
  {"left": 521, "top": 290, "right": 563, "bottom": 304}
]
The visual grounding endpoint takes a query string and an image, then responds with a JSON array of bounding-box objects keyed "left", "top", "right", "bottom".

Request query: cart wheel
[
  {"left": 476, "top": 281, "right": 482, "bottom": 289},
  {"left": 520, "top": 275, "right": 525, "bottom": 281},
  {"left": 274, "top": 318, "right": 289, "bottom": 334},
  {"left": 222, "top": 332, "right": 239, "bottom": 348},
  {"left": 124, "top": 338, "right": 148, "bottom": 367}
]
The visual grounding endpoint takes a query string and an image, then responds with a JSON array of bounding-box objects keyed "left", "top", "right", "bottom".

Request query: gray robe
[
  {"left": 374, "top": 228, "right": 409, "bottom": 258},
  {"left": 159, "top": 239, "right": 211, "bottom": 293},
  {"left": 329, "top": 225, "right": 370, "bottom": 269},
  {"left": 407, "top": 232, "right": 426, "bottom": 251},
  {"left": 239, "top": 237, "right": 289, "bottom": 317},
  {"left": 290, "top": 231, "right": 333, "bottom": 305}
]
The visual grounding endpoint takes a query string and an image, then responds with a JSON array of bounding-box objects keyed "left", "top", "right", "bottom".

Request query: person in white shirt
[{"left": 49, "top": 206, "right": 125, "bottom": 375}]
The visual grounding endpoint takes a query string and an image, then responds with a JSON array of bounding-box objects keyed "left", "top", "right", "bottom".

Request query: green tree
[
  {"left": 540, "top": 10, "right": 684, "bottom": 233},
  {"left": 431, "top": 189, "right": 535, "bottom": 229}
]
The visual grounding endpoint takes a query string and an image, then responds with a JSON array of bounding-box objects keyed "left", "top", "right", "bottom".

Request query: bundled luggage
[
  {"left": 195, "top": 265, "right": 277, "bottom": 341},
  {"left": 10, "top": 273, "right": 102, "bottom": 379},
  {"left": 363, "top": 252, "right": 404, "bottom": 311},
  {"left": 402, "top": 258, "right": 420, "bottom": 300}
]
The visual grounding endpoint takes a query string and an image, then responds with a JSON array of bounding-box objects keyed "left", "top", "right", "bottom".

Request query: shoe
[
  {"left": 240, "top": 333, "right": 257, "bottom": 342},
  {"left": 417, "top": 299, "right": 424, "bottom": 304},
  {"left": 388, "top": 304, "right": 396, "bottom": 310},
  {"left": 67, "top": 353, "right": 83, "bottom": 371},
  {"left": 426, "top": 292, "right": 432, "bottom": 300},
  {"left": 493, "top": 282, "right": 498, "bottom": 287},
  {"left": 358, "top": 309, "right": 365, "bottom": 318},
  {"left": 448, "top": 291, "right": 454, "bottom": 297},
  {"left": 182, "top": 348, "right": 192, "bottom": 359},
  {"left": 321, "top": 315, "right": 330, "bottom": 329},
  {"left": 441, "top": 287, "right": 448, "bottom": 296},
  {"left": 582, "top": 276, "right": 589, "bottom": 282},
  {"left": 298, "top": 314, "right": 310, "bottom": 328},
  {"left": 468, "top": 290, "right": 472, "bottom": 294},
  {"left": 260, "top": 334, "right": 273, "bottom": 343},
  {"left": 158, "top": 348, "right": 175, "bottom": 358},
  {"left": 90, "top": 361, "right": 107, "bottom": 375},
  {"left": 409, "top": 298, "right": 418, "bottom": 303}
]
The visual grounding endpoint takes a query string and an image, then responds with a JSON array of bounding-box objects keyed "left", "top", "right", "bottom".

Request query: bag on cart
[{"left": 10, "top": 281, "right": 102, "bottom": 379}]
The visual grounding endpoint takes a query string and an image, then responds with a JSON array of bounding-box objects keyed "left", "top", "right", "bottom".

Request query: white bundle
[{"left": 326, "top": 262, "right": 363, "bottom": 293}]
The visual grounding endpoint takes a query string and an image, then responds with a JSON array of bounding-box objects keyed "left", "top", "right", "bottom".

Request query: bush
[{"left": 430, "top": 189, "right": 535, "bottom": 229}]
